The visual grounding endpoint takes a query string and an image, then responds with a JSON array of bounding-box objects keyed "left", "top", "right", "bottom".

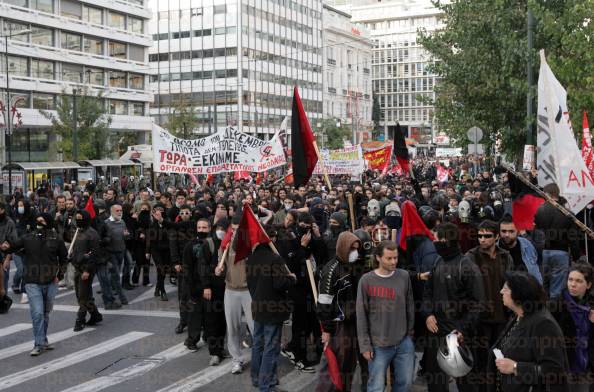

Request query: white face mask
[
  {"left": 348, "top": 250, "right": 359, "bottom": 263},
  {"left": 216, "top": 230, "right": 226, "bottom": 240},
  {"left": 17, "top": 206, "right": 24, "bottom": 214}
]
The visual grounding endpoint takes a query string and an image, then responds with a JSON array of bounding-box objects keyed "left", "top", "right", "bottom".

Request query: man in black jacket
[
  {"left": 1, "top": 213, "right": 67, "bottom": 356},
  {"left": 247, "top": 241, "right": 296, "bottom": 392},
  {"left": 534, "top": 183, "right": 581, "bottom": 298},
  {"left": 70, "top": 210, "right": 103, "bottom": 331},
  {"left": 422, "top": 223, "right": 485, "bottom": 392}
]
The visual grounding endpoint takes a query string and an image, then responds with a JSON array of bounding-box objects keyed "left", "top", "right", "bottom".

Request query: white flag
[{"left": 537, "top": 50, "right": 594, "bottom": 213}]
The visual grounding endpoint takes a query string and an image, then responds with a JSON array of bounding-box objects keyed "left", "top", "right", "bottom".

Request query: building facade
[
  {"left": 321, "top": 3, "right": 373, "bottom": 144},
  {"left": 0, "top": 0, "right": 153, "bottom": 163},
  {"left": 328, "top": 0, "right": 443, "bottom": 145},
  {"left": 149, "top": 0, "right": 323, "bottom": 139}
]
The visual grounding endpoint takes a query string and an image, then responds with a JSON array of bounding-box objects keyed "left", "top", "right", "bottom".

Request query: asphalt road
[{"left": 0, "top": 268, "right": 440, "bottom": 392}]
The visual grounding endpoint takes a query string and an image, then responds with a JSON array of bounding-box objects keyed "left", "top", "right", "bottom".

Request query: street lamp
[{"left": 2, "top": 28, "right": 31, "bottom": 195}]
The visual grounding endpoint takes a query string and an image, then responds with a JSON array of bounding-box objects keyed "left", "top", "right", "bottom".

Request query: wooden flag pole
[
  {"left": 312, "top": 139, "right": 332, "bottom": 191},
  {"left": 306, "top": 259, "right": 318, "bottom": 304},
  {"left": 391, "top": 229, "right": 397, "bottom": 242},
  {"left": 67, "top": 228, "right": 79, "bottom": 258},
  {"left": 503, "top": 165, "right": 594, "bottom": 239},
  {"left": 347, "top": 193, "right": 356, "bottom": 232}
]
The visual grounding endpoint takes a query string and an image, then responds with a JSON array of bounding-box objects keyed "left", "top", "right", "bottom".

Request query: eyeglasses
[{"left": 477, "top": 233, "right": 494, "bottom": 239}]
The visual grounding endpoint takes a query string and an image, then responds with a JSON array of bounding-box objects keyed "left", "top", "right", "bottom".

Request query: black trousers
[
  {"left": 204, "top": 287, "right": 226, "bottom": 356},
  {"left": 74, "top": 271, "right": 98, "bottom": 322},
  {"left": 288, "top": 291, "right": 321, "bottom": 363},
  {"left": 132, "top": 246, "right": 150, "bottom": 285},
  {"left": 151, "top": 249, "right": 171, "bottom": 291},
  {"left": 177, "top": 272, "right": 189, "bottom": 325},
  {"left": 187, "top": 298, "right": 204, "bottom": 344}
]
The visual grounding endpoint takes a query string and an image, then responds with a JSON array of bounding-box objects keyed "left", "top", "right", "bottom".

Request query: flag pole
[
  {"left": 503, "top": 165, "right": 594, "bottom": 239},
  {"left": 312, "top": 140, "right": 332, "bottom": 191},
  {"left": 347, "top": 193, "right": 356, "bottom": 232}
]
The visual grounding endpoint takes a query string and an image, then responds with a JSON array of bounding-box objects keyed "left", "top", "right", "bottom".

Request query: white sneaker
[
  {"left": 58, "top": 280, "right": 66, "bottom": 288},
  {"left": 231, "top": 362, "right": 243, "bottom": 374},
  {"left": 196, "top": 338, "right": 206, "bottom": 349},
  {"left": 20, "top": 293, "right": 28, "bottom": 304},
  {"left": 209, "top": 355, "right": 221, "bottom": 366}
]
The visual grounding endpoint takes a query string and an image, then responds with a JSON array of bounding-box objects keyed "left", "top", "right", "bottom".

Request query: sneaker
[
  {"left": 196, "top": 338, "right": 206, "bottom": 349},
  {"left": 58, "top": 280, "right": 67, "bottom": 288},
  {"left": 20, "top": 293, "right": 28, "bottom": 304},
  {"left": 231, "top": 362, "right": 243, "bottom": 374},
  {"left": 175, "top": 323, "right": 187, "bottom": 334},
  {"left": 120, "top": 298, "right": 129, "bottom": 305},
  {"left": 30, "top": 347, "right": 43, "bottom": 356},
  {"left": 11, "top": 286, "right": 21, "bottom": 295},
  {"left": 87, "top": 312, "right": 103, "bottom": 326},
  {"left": 280, "top": 348, "right": 296, "bottom": 363},
  {"left": 209, "top": 355, "right": 221, "bottom": 366},
  {"left": 43, "top": 343, "right": 54, "bottom": 351},
  {"left": 185, "top": 343, "right": 199, "bottom": 352},
  {"left": 73, "top": 319, "right": 86, "bottom": 332},
  {"left": 294, "top": 360, "right": 315, "bottom": 373}
]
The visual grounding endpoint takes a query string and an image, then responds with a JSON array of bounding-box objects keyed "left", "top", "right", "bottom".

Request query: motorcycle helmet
[{"left": 437, "top": 332, "right": 474, "bottom": 378}]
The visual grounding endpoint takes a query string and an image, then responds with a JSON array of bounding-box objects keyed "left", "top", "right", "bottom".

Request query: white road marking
[
  {"left": 54, "top": 282, "right": 101, "bottom": 299},
  {"left": 129, "top": 284, "right": 177, "bottom": 304},
  {"left": 279, "top": 367, "right": 320, "bottom": 391},
  {"left": 0, "top": 323, "right": 30, "bottom": 338},
  {"left": 11, "top": 304, "right": 179, "bottom": 318},
  {"left": 0, "top": 327, "right": 95, "bottom": 359},
  {"left": 0, "top": 331, "right": 152, "bottom": 391}
]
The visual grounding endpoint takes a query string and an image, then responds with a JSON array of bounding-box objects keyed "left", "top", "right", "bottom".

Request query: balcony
[{"left": 14, "top": 109, "right": 153, "bottom": 132}]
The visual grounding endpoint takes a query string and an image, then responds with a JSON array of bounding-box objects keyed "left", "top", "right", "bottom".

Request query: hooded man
[
  {"left": 1, "top": 213, "right": 67, "bottom": 356},
  {"left": 323, "top": 212, "right": 348, "bottom": 262},
  {"left": 316, "top": 231, "right": 363, "bottom": 392}
]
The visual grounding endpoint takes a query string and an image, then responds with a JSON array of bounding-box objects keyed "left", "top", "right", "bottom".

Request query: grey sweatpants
[{"left": 224, "top": 288, "right": 254, "bottom": 364}]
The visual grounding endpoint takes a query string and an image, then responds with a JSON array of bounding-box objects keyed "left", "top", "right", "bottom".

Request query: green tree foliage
[
  {"left": 43, "top": 89, "right": 111, "bottom": 160},
  {"left": 315, "top": 118, "right": 352, "bottom": 149},
  {"left": 164, "top": 95, "right": 199, "bottom": 139},
  {"left": 418, "top": 0, "right": 594, "bottom": 161}
]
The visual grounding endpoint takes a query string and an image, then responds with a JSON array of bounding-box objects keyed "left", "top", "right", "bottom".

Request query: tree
[
  {"left": 43, "top": 88, "right": 111, "bottom": 160},
  {"left": 164, "top": 95, "right": 200, "bottom": 139},
  {"left": 315, "top": 118, "right": 351, "bottom": 149},
  {"left": 418, "top": 0, "right": 594, "bottom": 161},
  {"left": 371, "top": 94, "right": 383, "bottom": 140}
]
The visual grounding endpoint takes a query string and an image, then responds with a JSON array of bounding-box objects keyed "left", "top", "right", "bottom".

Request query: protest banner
[
  {"left": 152, "top": 124, "right": 286, "bottom": 175},
  {"left": 364, "top": 145, "right": 393, "bottom": 171},
  {"left": 313, "top": 145, "right": 365, "bottom": 176}
]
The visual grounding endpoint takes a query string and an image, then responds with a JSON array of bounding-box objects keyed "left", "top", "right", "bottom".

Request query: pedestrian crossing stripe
[
  {"left": 0, "top": 323, "right": 30, "bottom": 338},
  {"left": 0, "top": 331, "right": 152, "bottom": 391},
  {"left": 11, "top": 304, "right": 179, "bottom": 318},
  {"left": 0, "top": 327, "right": 95, "bottom": 360}
]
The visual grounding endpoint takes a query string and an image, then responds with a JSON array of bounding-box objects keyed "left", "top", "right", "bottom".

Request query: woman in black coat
[
  {"left": 550, "top": 263, "right": 594, "bottom": 392},
  {"left": 488, "top": 271, "right": 569, "bottom": 392}
]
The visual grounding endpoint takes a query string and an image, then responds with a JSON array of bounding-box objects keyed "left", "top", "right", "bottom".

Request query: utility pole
[
  {"left": 72, "top": 88, "right": 78, "bottom": 181},
  {"left": 526, "top": 8, "right": 534, "bottom": 146}
]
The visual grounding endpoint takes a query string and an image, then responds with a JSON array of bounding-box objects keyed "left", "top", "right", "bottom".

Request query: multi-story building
[
  {"left": 321, "top": 3, "right": 373, "bottom": 144},
  {"left": 148, "top": 0, "right": 323, "bottom": 139},
  {"left": 328, "top": 0, "right": 443, "bottom": 146},
  {"left": 0, "top": 0, "right": 153, "bottom": 163}
]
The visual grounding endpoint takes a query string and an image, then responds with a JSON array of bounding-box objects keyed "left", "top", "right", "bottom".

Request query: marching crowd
[{"left": 0, "top": 154, "right": 593, "bottom": 392}]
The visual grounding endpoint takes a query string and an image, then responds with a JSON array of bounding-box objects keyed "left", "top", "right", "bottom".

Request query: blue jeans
[
  {"left": 12, "top": 254, "right": 25, "bottom": 292},
  {"left": 251, "top": 321, "right": 282, "bottom": 392},
  {"left": 367, "top": 336, "right": 416, "bottom": 392},
  {"left": 543, "top": 250, "right": 569, "bottom": 298},
  {"left": 109, "top": 252, "right": 126, "bottom": 301},
  {"left": 96, "top": 263, "right": 114, "bottom": 305},
  {"left": 25, "top": 282, "right": 57, "bottom": 348}
]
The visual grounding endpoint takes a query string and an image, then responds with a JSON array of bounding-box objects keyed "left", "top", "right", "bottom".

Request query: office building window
[
  {"left": 83, "top": 6, "right": 103, "bottom": 24},
  {"left": 31, "top": 26, "right": 53, "bottom": 46},
  {"left": 108, "top": 12, "right": 126, "bottom": 30},
  {"left": 31, "top": 0, "right": 53, "bottom": 12},
  {"left": 132, "top": 102, "right": 144, "bottom": 115},
  {"left": 4, "top": 0, "right": 27, "bottom": 6},
  {"left": 85, "top": 67, "right": 103, "bottom": 85},
  {"left": 2, "top": 21, "right": 29, "bottom": 42},
  {"left": 108, "top": 41, "right": 126, "bottom": 58},
  {"left": 6, "top": 55, "right": 29, "bottom": 77},
  {"left": 84, "top": 37, "right": 103, "bottom": 55},
  {"left": 129, "top": 73, "right": 143, "bottom": 90},
  {"left": 128, "top": 17, "right": 143, "bottom": 33},
  {"left": 214, "top": 5, "right": 226, "bottom": 14},
  {"left": 128, "top": 44, "right": 144, "bottom": 62},
  {"left": 61, "top": 32, "right": 82, "bottom": 51},
  {"left": 110, "top": 100, "right": 128, "bottom": 115},
  {"left": 32, "top": 93, "right": 55, "bottom": 109},
  {"left": 109, "top": 71, "right": 127, "bottom": 88},
  {"left": 31, "top": 59, "right": 54, "bottom": 79},
  {"left": 62, "top": 63, "right": 82, "bottom": 82},
  {"left": 60, "top": 0, "right": 82, "bottom": 19}
]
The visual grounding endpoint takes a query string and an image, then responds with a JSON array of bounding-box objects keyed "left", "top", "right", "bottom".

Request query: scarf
[{"left": 564, "top": 290, "right": 591, "bottom": 374}]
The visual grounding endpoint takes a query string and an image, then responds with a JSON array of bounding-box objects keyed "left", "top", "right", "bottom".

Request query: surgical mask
[
  {"left": 216, "top": 230, "right": 226, "bottom": 240},
  {"left": 348, "top": 250, "right": 359, "bottom": 263},
  {"left": 17, "top": 207, "right": 24, "bottom": 214},
  {"left": 36, "top": 223, "right": 46, "bottom": 230}
]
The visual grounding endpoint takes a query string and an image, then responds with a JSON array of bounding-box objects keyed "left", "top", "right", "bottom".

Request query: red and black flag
[
  {"left": 234, "top": 203, "right": 272, "bottom": 263},
  {"left": 393, "top": 123, "right": 410, "bottom": 173},
  {"left": 291, "top": 86, "right": 318, "bottom": 187},
  {"left": 497, "top": 167, "right": 544, "bottom": 231}
]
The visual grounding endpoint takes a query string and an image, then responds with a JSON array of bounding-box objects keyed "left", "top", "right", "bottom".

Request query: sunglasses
[{"left": 477, "top": 233, "right": 494, "bottom": 239}]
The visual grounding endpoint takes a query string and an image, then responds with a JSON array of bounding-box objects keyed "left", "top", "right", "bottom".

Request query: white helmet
[
  {"left": 437, "top": 333, "right": 474, "bottom": 378},
  {"left": 458, "top": 200, "right": 471, "bottom": 223}
]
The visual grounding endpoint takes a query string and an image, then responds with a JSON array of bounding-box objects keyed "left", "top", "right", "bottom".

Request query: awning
[
  {"left": 79, "top": 159, "right": 137, "bottom": 167},
  {"left": 2, "top": 161, "right": 81, "bottom": 171}
]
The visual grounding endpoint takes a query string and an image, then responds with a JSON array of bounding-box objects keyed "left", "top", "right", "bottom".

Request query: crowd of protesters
[{"left": 0, "top": 153, "right": 592, "bottom": 392}]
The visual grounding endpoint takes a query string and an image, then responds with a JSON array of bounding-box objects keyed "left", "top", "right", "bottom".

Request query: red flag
[
  {"left": 234, "top": 203, "right": 271, "bottom": 263},
  {"left": 399, "top": 200, "right": 434, "bottom": 250},
  {"left": 582, "top": 111, "right": 594, "bottom": 177},
  {"left": 219, "top": 226, "right": 234, "bottom": 250},
  {"left": 291, "top": 86, "right": 318, "bottom": 186},
  {"left": 324, "top": 345, "right": 344, "bottom": 391},
  {"left": 84, "top": 196, "right": 96, "bottom": 219},
  {"left": 364, "top": 145, "right": 392, "bottom": 171},
  {"left": 436, "top": 165, "right": 449, "bottom": 183},
  {"left": 505, "top": 169, "right": 544, "bottom": 231},
  {"left": 189, "top": 173, "right": 199, "bottom": 185},
  {"left": 234, "top": 171, "right": 251, "bottom": 181}
]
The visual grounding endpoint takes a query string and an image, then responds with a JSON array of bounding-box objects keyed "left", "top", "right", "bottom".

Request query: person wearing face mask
[
  {"left": 131, "top": 203, "right": 152, "bottom": 287},
  {"left": 323, "top": 212, "right": 348, "bottom": 263},
  {"left": 1, "top": 213, "right": 67, "bottom": 356},
  {"left": 168, "top": 204, "right": 198, "bottom": 334},
  {"left": 316, "top": 231, "right": 362, "bottom": 391},
  {"left": 9, "top": 199, "right": 33, "bottom": 301},
  {"left": 70, "top": 210, "right": 103, "bottom": 332},
  {"left": 421, "top": 223, "right": 485, "bottom": 392},
  {"left": 98, "top": 204, "right": 129, "bottom": 308}
]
